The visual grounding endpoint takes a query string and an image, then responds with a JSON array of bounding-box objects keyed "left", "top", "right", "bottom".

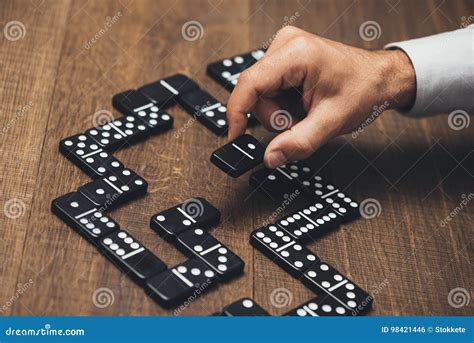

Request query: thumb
[{"left": 264, "top": 103, "right": 341, "bottom": 168}]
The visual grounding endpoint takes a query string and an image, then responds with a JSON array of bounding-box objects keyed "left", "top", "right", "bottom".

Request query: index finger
[{"left": 226, "top": 53, "right": 293, "bottom": 139}]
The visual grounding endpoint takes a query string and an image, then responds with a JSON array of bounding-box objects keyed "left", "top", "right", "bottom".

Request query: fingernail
[{"left": 266, "top": 151, "right": 286, "bottom": 169}]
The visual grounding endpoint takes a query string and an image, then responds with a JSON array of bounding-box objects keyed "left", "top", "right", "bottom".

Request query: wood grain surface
[{"left": 0, "top": 0, "right": 472, "bottom": 316}]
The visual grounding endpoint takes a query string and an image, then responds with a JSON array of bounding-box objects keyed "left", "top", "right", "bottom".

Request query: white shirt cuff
[{"left": 384, "top": 25, "right": 474, "bottom": 117}]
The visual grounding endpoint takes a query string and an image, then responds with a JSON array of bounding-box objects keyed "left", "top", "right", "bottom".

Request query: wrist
[{"left": 379, "top": 49, "right": 416, "bottom": 110}]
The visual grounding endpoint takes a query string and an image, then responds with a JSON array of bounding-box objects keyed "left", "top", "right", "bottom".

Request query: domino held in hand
[{"left": 210, "top": 134, "right": 265, "bottom": 177}]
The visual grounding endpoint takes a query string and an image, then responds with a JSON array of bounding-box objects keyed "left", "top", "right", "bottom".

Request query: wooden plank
[
  {"left": 0, "top": 0, "right": 71, "bottom": 315},
  {"left": 1, "top": 0, "right": 472, "bottom": 316}
]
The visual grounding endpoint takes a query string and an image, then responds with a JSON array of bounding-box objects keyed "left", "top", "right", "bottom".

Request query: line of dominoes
[{"left": 53, "top": 73, "right": 251, "bottom": 310}]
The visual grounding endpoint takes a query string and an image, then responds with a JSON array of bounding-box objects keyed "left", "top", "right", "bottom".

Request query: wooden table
[{"left": 1, "top": 0, "right": 472, "bottom": 316}]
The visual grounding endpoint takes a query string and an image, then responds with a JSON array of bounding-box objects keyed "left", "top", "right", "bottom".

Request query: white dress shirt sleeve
[{"left": 384, "top": 25, "right": 473, "bottom": 117}]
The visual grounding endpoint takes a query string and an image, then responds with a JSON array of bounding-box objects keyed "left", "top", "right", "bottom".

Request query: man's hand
[{"left": 227, "top": 26, "right": 416, "bottom": 169}]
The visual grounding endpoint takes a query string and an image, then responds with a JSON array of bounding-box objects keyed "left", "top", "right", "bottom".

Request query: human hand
[{"left": 226, "top": 26, "right": 416, "bottom": 168}]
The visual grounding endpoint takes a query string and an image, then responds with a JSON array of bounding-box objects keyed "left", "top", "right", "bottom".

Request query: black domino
[
  {"left": 78, "top": 169, "right": 148, "bottom": 210},
  {"left": 210, "top": 134, "right": 265, "bottom": 177},
  {"left": 207, "top": 49, "right": 265, "bottom": 90},
  {"left": 138, "top": 74, "right": 200, "bottom": 108},
  {"left": 284, "top": 295, "right": 350, "bottom": 316},
  {"left": 145, "top": 258, "right": 218, "bottom": 308},
  {"left": 150, "top": 197, "right": 220, "bottom": 242},
  {"left": 323, "top": 192, "right": 360, "bottom": 223},
  {"left": 52, "top": 192, "right": 119, "bottom": 244},
  {"left": 99, "top": 229, "right": 167, "bottom": 286},
  {"left": 249, "top": 161, "right": 315, "bottom": 198},
  {"left": 86, "top": 115, "right": 150, "bottom": 152},
  {"left": 59, "top": 134, "right": 124, "bottom": 179},
  {"left": 112, "top": 90, "right": 173, "bottom": 134},
  {"left": 220, "top": 298, "right": 270, "bottom": 316},
  {"left": 276, "top": 201, "right": 341, "bottom": 243},
  {"left": 250, "top": 225, "right": 320, "bottom": 278},
  {"left": 176, "top": 228, "right": 244, "bottom": 281},
  {"left": 178, "top": 88, "right": 230, "bottom": 135},
  {"left": 300, "top": 174, "right": 341, "bottom": 200},
  {"left": 249, "top": 165, "right": 300, "bottom": 199},
  {"left": 302, "top": 262, "right": 372, "bottom": 315}
]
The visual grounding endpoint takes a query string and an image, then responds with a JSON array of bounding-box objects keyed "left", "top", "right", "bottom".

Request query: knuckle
[
  {"left": 237, "top": 69, "right": 261, "bottom": 85},
  {"left": 278, "top": 25, "right": 300, "bottom": 37},
  {"left": 289, "top": 35, "right": 311, "bottom": 50},
  {"left": 238, "top": 70, "right": 253, "bottom": 83}
]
